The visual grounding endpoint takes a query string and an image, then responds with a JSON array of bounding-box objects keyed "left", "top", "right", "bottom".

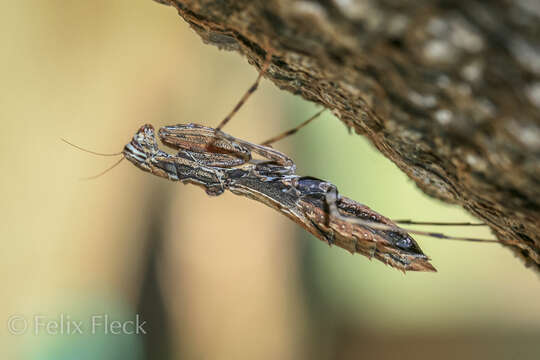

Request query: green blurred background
[{"left": 1, "top": 1, "right": 539, "bottom": 359}]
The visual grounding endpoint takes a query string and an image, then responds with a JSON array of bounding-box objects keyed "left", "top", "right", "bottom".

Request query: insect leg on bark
[
  {"left": 323, "top": 184, "right": 497, "bottom": 243},
  {"left": 393, "top": 220, "right": 486, "bottom": 226},
  {"left": 215, "top": 51, "right": 273, "bottom": 132},
  {"left": 260, "top": 108, "right": 326, "bottom": 146}
]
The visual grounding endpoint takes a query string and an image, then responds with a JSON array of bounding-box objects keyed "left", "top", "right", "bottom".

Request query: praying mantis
[{"left": 63, "top": 52, "right": 497, "bottom": 272}]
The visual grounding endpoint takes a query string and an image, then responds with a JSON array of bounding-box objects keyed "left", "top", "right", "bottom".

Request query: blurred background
[{"left": 1, "top": 1, "right": 539, "bottom": 359}]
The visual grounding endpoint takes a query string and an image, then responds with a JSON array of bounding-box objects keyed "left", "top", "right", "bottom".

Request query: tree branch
[{"left": 154, "top": 0, "right": 540, "bottom": 271}]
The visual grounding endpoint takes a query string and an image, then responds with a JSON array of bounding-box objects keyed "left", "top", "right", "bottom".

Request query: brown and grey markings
[{"left": 120, "top": 123, "right": 496, "bottom": 273}]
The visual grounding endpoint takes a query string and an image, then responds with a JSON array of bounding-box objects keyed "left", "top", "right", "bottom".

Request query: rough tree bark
[{"left": 153, "top": 0, "right": 540, "bottom": 271}]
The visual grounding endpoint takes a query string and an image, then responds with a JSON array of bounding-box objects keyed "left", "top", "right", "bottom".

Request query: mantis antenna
[{"left": 61, "top": 138, "right": 125, "bottom": 180}]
